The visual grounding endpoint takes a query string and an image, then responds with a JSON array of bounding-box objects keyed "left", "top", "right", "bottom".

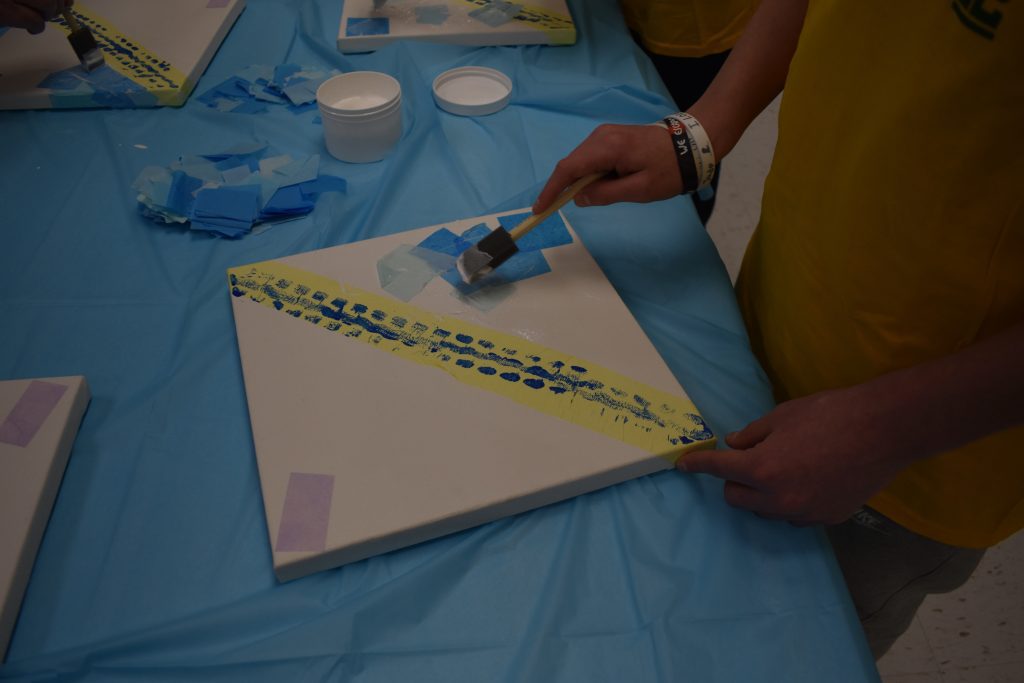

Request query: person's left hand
[{"left": 677, "top": 385, "right": 914, "bottom": 525}]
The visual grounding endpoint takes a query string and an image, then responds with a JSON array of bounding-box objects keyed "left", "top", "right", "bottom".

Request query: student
[
  {"left": 620, "top": 0, "right": 760, "bottom": 223},
  {"left": 536, "top": 0, "right": 1023, "bottom": 658},
  {"left": 0, "top": 0, "right": 72, "bottom": 34}
]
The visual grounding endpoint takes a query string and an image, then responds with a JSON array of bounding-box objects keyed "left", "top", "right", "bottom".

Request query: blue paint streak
[{"left": 232, "top": 270, "right": 716, "bottom": 446}]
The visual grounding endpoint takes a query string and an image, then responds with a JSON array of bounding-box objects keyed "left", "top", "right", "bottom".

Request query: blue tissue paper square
[
  {"left": 346, "top": 17, "right": 390, "bottom": 36},
  {"left": 497, "top": 211, "right": 573, "bottom": 252},
  {"left": 191, "top": 185, "right": 261, "bottom": 224}
]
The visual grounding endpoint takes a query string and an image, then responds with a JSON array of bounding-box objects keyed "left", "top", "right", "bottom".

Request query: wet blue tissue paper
[
  {"left": 38, "top": 64, "right": 158, "bottom": 109},
  {"left": 417, "top": 221, "right": 556, "bottom": 296},
  {"left": 468, "top": 1, "right": 523, "bottom": 27},
  {"left": 346, "top": 17, "right": 390, "bottom": 36},
  {"left": 415, "top": 5, "right": 449, "bottom": 24},
  {"left": 497, "top": 211, "right": 574, "bottom": 252}
]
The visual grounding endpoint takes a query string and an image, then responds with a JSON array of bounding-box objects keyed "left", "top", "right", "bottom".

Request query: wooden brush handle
[
  {"left": 61, "top": 10, "right": 82, "bottom": 32},
  {"left": 509, "top": 173, "right": 603, "bottom": 241}
]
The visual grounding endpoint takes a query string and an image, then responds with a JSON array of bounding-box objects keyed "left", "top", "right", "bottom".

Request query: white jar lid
[{"left": 432, "top": 67, "right": 512, "bottom": 117}]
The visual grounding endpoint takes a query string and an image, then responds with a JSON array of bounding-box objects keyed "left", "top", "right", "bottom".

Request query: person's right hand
[
  {"left": 533, "top": 123, "right": 682, "bottom": 213},
  {"left": 0, "top": 0, "right": 73, "bottom": 34}
]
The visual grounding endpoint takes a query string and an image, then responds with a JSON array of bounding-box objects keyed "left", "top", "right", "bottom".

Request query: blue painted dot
[
  {"left": 433, "top": 328, "right": 451, "bottom": 338},
  {"left": 478, "top": 367, "right": 497, "bottom": 375},
  {"left": 371, "top": 309, "right": 386, "bottom": 321},
  {"left": 570, "top": 365, "right": 587, "bottom": 373},
  {"left": 477, "top": 339, "right": 494, "bottom": 349},
  {"left": 353, "top": 304, "right": 368, "bottom": 314},
  {"left": 524, "top": 379, "right": 544, "bottom": 389},
  {"left": 456, "top": 359, "right": 474, "bottom": 368},
  {"left": 456, "top": 333, "right": 473, "bottom": 344},
  {"left": 549, "top": 386, "right": 567, "bottom": 394},
  {"left": 500, "top": 372, "right": 520, "bottom": 382},
  {"left": 272, "top": 300, "right": 283, "bottom": 310}
]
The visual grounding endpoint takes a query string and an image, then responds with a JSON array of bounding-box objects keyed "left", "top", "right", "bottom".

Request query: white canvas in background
[
  {"left": 228, "top": 210, "right": 713, "bottom": 582},
  {"left": 338, "top": 0, "right": 576, "bottom": 53},
  {"left": 0, "top": 0, "right": 245, "bottom": 110},
  {"left": 0, "top": 376, "right": 89, "bottom": 661}
]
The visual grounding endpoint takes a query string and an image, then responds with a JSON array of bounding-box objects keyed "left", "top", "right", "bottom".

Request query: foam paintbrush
[
  {"left": 61, "top": 10, "right": 104, "bottom": 72},
  {"left": 456, "top": 172, "right": 602, "bottom": 284}
]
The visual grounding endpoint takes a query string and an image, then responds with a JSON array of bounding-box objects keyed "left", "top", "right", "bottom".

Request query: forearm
[
  {"left": 689, "top": 0, "right": 808, "bottom": 159},
  {"left": 861, "top": 321, "right": 1024, "bottom": 465},
  {"left": 534, "top": 0, "right": 810, "bottom": 211}
]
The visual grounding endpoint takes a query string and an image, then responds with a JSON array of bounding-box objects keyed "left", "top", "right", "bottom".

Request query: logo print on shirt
[{"left": 952, "top": 0, "right": 1009, "bottom": 39}]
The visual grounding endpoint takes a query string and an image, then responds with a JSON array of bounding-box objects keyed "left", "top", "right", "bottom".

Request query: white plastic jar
[{"left": 316, "top": 72, "right": 402, "bottom": 163}]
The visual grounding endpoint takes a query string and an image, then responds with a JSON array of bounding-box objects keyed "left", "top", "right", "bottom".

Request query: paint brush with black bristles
[
  {"left": 61, "top": 9, "right": 104, "bottom": 72},
  {"left": 456, "top": 172, "right": 602, "bottom": 284}
]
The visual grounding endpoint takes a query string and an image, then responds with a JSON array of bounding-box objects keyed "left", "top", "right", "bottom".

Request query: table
[{"left": 0, "top": 1, "right": 879, "bottom": 680}]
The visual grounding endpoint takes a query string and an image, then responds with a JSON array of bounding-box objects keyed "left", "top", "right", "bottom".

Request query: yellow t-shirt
[
  {"left": 736, "top": 1, "right": 1024, "bottom": 548},
  {"left": 620, "top": 0, "right": 760, "bottom": 57}
]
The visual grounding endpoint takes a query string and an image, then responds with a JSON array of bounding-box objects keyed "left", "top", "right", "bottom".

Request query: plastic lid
[{"left": 432, "top": 67, "right": 512, "bottom": 117}]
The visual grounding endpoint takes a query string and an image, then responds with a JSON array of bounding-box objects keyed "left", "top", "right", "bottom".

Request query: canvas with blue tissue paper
[
  {"left": 0, "top": 0, "right": 244, "bottom": 110},
  {"left": 338, "top": 0, "right": 576, "bottom": 53},
  {"left": 227, "top": 209, "right": 714, "bottom": 582}
]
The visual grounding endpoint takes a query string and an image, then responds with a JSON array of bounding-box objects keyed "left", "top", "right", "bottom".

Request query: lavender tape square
[
  {"left": 275, "top": 472, "right": 335, "bottom": 552},
  {"left": 0, "top": 381, "right": 68, "bottom": 448}
]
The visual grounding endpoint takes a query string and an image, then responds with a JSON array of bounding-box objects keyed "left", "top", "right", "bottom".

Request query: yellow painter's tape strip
[
  {"left": 228, "top": 260, "right": 714, "bottom": 461},
  {"left": 458, "top": 0, "right": 576, "bottom": 44},
  {"left": 57, "top": 7, "right": 190, "bottom": 106}
]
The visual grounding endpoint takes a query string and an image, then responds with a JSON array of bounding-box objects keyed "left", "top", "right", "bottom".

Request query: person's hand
[
  {"left": 533, "top": 123, "right": 682, "bottom": 213},
  {"left": 0, "top": 0, "right": 73, "bottom": 34},
  {"left": 677, "top": 385, "right": 914, "bottom": 526}
]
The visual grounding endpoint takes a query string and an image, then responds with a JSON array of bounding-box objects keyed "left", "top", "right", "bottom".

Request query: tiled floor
[{"left": 704, "top": 97, "right": 1024, "bottom": 683}]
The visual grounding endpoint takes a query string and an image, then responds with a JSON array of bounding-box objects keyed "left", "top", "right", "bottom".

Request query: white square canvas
[
  {"left": 228, "top": 210, "right": 714, "bottom": 581},
  {"left": 0, "top": 0, "right": 245, "bottom": 110},
  {"left": 338, "top": 0, "right": 575, "bottom": 53},
  {"left": 0, "top": 376, "right": 89, "bottom": 661}
]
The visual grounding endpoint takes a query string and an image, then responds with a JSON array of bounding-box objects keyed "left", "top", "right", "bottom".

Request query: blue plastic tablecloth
[{"left": 0, "top": 1, "right": 879, "bottom": 680}]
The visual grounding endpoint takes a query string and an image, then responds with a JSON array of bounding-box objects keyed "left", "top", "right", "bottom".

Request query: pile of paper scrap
[
  {"left": 132, "top": 143, "right": 346, "bottom": 238},
  {"left": 196, "top": 64, "right": 340, "bottom": 114}
]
